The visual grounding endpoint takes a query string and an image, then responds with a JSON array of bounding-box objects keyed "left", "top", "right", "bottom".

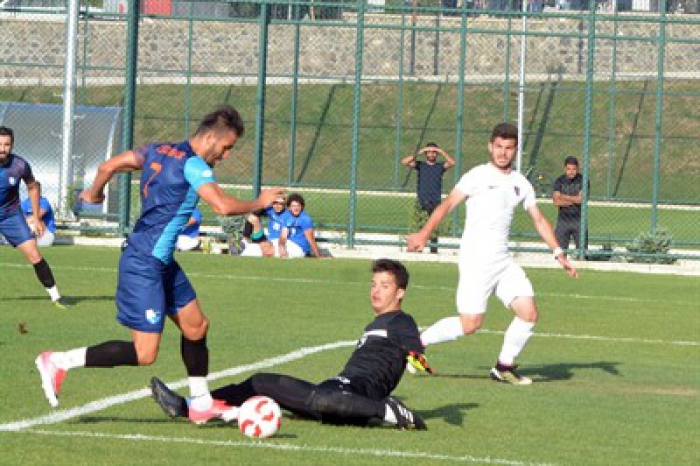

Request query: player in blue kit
[
  {"left": 21, "top": 196, "right": 57, "bottom": 247},
  {"left": 35, "top": 106, "right": 284, "bottom": 423},
  {"left": 278, "top": 193, "right": 322, "bottom": 258},
  {"left": 240, "top": 195, "right": 291, "bottom": 257},
  {"left": 0, "top": 126, "right": 68, "bottom": 308}
]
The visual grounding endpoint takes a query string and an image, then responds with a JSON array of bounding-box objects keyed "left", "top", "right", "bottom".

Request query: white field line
[
  {"left": 0, "top": 340, "right": 354, "bottom": 433},
  {"left": 0, "top": 261, "right": 696, "bottom": 308},
  {"left": 477, "top": 329, "right": 699, "bottom": 347},
  {"left": 9, "top": 429, "right": 547, "bottom": 466}
]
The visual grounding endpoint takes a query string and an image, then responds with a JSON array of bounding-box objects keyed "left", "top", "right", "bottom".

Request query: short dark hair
[
  {"left": 426, "top": 142, "right": 438, "bottom": 148},
  {"left": 371, "top": 258, "right": 409, "bottom": 290},
  {"left": 0, "top": 126, "right": 14, "bottom": 144},
  {"left": 564, "top": 156, "right": 579, "bottom": 166},
  {"left": 196, "top": 105, "right": 245, "bottom": 137},
  {"left": 490, "top": 122, "right": 518, "bottom": 143},
  {"left": 286, "top": 193, "right": 305, "bottom": 208}
]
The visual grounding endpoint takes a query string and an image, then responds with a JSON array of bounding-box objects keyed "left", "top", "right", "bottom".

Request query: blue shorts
[
  {"left": 0, "top": 209, "right": 33, "bottom": 247},
  {"left": 115, "top": 245, "right": 196, "bottom": 333}
]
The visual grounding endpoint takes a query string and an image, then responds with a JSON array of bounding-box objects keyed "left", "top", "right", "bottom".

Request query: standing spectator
[
  {"left": 552, "top": 156, "right": 588, "bottom": 253},
  {"left": 407, "top": 123, "right": 577, "bottom": 385},
  {"left": 278, "top": 193, "right": 323, "bottom": 258},
  {"left": 21, "top": 195, "right": 57, "bottom": 247},
  {"left": 176, "top": 208, "right": 202, "bottom": 252},
  {"left": 401, "top": 142, "right": 455, "bottom": 253},
  {"left": 0, "top": 126, "right": 68, "bottom": 308}
]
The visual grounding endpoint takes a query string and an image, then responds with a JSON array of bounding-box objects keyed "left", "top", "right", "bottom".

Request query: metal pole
[
  {"left": 452, "top": 0, "right": 469, "bottom": 235},
  {"left": 605, "top": 0, "right": 619, "bottom": 200},
  {"left": 253, "top": 3, "right": 271, "bottom": 198},
  {"left": 59, "top": 0, "right": 80, "bottom": 219},
  {"left": 651, "top": 3, "right": 667, "bottom": 234},
  {"left": 580, "top": 0, "right": 597, "bottom": 257},
  {"left": 184, "top": 1, "right": 195, "bottom": 137},
  {"left": 288, "top": 12, "right": 301, "bottom": 186},
  {"left": 118, "top": 0, "right": 141, "bottom": 235},
  {"left": 347, "top": 0, "right": 366, "bottom": 248},
  {"left": 393, "top": 7, "right": 408, "bottom": 186},
  {"left": 515, "top": 0, "right": 528, "bottom": 173}
]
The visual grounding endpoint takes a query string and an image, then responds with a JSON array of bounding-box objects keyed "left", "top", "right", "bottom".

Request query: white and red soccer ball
[{"left": 238, "top": 396, "right": 281, "bottom": 438}]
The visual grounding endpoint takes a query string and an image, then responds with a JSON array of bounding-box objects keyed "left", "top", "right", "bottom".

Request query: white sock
[
  {"left": 498, "top": 317, "right": 535, "bottom": 367},
  {"left": 188, "top": 377, "right": 213, "bottom": 410},
  {"left": 420, "top": 316, "right": 464, "bottom": 346},
  {"left": 46, "top": 286, "right": 61, "bottom": 302}
]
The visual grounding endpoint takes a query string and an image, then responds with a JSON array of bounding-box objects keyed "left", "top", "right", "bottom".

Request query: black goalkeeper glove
[{"left": 406, "top": 351, "right": 435, "bottom": 375}]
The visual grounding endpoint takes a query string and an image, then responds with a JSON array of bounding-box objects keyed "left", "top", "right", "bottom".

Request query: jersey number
[{"left": 142, "top": 162, "right": 162, "bottom": 198}]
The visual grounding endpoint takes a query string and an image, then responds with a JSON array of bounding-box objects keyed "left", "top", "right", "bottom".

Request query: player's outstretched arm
[
  {"left": 198, "top": 184, "right": 285, "bottom": 217},
  {"left": 407, "top": 188, "right": 465, "bottom": 252},
  {"left": 528, "top": 204, "right": 578, "bottom": 278},
  {"left": 81, "top": 150, "right": 143, "bottom": 204}
]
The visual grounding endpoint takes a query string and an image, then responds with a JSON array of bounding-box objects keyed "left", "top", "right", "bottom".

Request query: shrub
[{"left": 625, "top": 227, "right": 676, "bottom": 264}]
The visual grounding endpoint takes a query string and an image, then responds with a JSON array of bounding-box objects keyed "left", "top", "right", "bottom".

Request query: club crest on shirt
[
  {"left": 145, "top": 308, "right": 162, "bottom": 325},
  {"left": 9, "top": 177, "right": 16, "bottom": 186},
  {"left": 202, "top": 169, "right": 212, "bottom": 178},
  {"left": 514, "top": 186, "right": 520, "bottom": 196}
]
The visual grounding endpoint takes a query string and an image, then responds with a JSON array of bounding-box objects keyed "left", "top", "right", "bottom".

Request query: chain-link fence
[{"left": 0, "top": 0, "right": 698, "bottom": 260}]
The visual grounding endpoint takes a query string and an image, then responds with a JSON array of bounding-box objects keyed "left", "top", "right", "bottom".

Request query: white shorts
[
  {"left": 241, "top": 239, "right": 306, "bottom": 258},
  {"left": 36, "top": 230, "right": 55, "bottom": 247},
  {"left": 176, "top": 235, "right": 200, "bottom": 252},
  {"left": 456, "top": 258, "right": 534, "bottom": 315}
]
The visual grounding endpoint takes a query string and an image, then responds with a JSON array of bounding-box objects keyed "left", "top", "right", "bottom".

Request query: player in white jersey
[{"left": 407, "top": 123, "right": 578, "bottom": 385}]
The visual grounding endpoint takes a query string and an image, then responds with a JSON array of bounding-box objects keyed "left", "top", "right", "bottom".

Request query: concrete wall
[{"left": 1, "top": 13, "right": 698, "bottom": 83}]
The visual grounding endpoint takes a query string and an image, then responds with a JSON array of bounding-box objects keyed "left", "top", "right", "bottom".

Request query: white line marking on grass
[
  {"left": 478, "top": 329, "right": 699, "bottom": 347},
  {"left": 1, "top": 262, "right": 695, "bottom": 307},
  {"left": 0, "top": 340, "right": 355, "bottom": 433},
  {"left": 14, "top": 429, "right": 551, "bottom": 465}
]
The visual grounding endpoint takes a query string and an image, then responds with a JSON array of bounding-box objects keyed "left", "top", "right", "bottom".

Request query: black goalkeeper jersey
[{"left": 337, "top": 310, "right": 424, "bottom": 400}]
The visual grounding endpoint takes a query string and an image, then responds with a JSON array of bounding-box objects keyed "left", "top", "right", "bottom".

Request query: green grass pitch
[{"left": 0, "top": 246, "right": 698, "bottom": 465}]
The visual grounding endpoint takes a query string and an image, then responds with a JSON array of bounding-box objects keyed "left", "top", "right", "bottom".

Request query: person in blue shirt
[
  {"left": 240, "top": 195, "right": 292, "bottom": 257},
  {"left": 278, "top": 193, "right": 323, "bottom": 258},
  {"left": 21, "top": 196, "right": 57, "bottom": 247},
  {"left": 0, "top": 126, "right": 68, "bottom": 308},
  {"left": 176, "top": 207, "right": 202, "bottom": 252},
  {"left": 35, "top": 105, "right": 284, "bottom": 424}
]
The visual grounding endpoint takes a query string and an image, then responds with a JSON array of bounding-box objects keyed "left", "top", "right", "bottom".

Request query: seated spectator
[
  {"left": 278, "top": 193, "right": 323, "bottom": 259},
  {"left": 176, "top": 208, "right": 202, "bottom": 252},
  {"left": 21, "top": 196, "right": 56, "bottom": 247},
  {"left": 241, "top": 195, "right": 291, "bottom": 257}
]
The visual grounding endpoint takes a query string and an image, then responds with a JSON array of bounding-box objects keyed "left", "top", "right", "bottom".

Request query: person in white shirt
[{"left": 407, "top": 122, "right": 578, "bottom": 385}]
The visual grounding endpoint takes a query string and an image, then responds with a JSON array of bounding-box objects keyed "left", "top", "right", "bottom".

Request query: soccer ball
[{"left": 238, "top": 396, "right": 281, "bottom": 439}]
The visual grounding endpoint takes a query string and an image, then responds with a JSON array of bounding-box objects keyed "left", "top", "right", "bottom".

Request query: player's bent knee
[
  {"left": 136, "top": 349, "right": 158, "bottom": 366},
  {"left": 459, "top": 315, "right": 482, "bottom": 335},
  {"left": 309, "top": 389, "right": 354, "bottom": 417}
]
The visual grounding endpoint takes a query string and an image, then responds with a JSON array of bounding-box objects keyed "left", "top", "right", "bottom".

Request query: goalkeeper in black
[{"left": 150, "top": 258, "right": 430, "bottom": 430}]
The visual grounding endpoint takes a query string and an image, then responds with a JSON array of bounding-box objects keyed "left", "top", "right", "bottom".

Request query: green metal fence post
[
  {"left": 650, "top": 7, "right": 668, "bottom": 234},
  {"left": 393, "top": 8, "right": 408, "bottom": 187},
  {"left": 452, "top": 0, "right": 469, "bottom": 236},
  {"left": 347, "top": 0, "right": 366, "bottom": 249},
  {"left": 253, "top": 1, "right": 271, "bottom": 198},
  {"left": 119, "top": 0, "right": 141, "bottom": 236},
  {"left": 579, "top": 0, "right": 597, "bottom": 257},
  {"left": 287, "top": 13, "right": 301, "bottom": 187},
  {"left": 184, "top": 0, "right": 195, "bottom": 137},
  {"left": 605, "top": 5, "right": 619, "bottom": 200}
]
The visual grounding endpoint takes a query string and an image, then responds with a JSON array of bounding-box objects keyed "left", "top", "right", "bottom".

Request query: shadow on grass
[
  {"left": 4, "top": 295, "right": 114, "bottom": 305},
  {"left": 420, "top": 402, "right": 479, "bottom": 427},
  {"left": 432, "top": 361, "right": 622, "bottom": 383}
]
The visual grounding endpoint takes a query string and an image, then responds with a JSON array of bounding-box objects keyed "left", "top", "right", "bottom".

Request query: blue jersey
[
  {"left": 284, "top": 210, "right": 314, "bottom": 254},
  {"left": 180, "top": 208, "right": 202, "bottom": 239},
  {"left": 264, "top": 206, "right": 292, "bottom": 240},
  {"left": 0, "top": 154, "right": 35, "bottom": 217},
  {"left": 129, "top": 141, "right": 215, "bottom": 264},
  {"left": 21, "top": 196, "right": 57, "bottom": 233}
]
